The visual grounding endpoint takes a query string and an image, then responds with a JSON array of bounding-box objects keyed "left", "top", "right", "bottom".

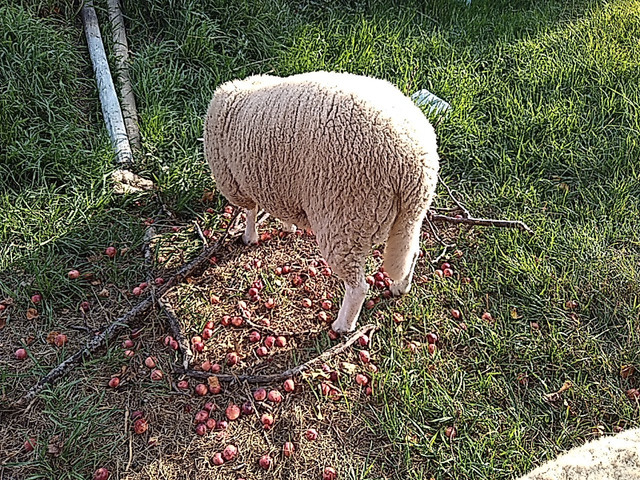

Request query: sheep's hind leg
[
  {"left": 242, "top": 206, "right": 259, "bottom": 245},
  {"left": 383, "top": 215, "right": 423, "bottom": 296},
  {"left": 331, "top": 276, "right": 369, "bottom": 333}
]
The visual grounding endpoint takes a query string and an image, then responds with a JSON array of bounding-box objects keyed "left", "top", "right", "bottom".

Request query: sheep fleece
[
  {"left": 518, "top": 427, "right": 640, "bottom": 480},
  {"left": 203, "top": 71, "right": 439, "bottom": 284}
]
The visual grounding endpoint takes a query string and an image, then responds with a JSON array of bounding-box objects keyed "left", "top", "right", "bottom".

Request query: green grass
[{"left": 1, "top": 0, "right": 639, "bottom": 478}]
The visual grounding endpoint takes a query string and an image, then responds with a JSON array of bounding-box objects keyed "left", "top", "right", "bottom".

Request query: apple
[
  {"left": 283, "top": 441, "right": 295, "bottom": 457},
  {"left": 23, "top": 438, "right": 36, "bottom": 452},
  {"left": 259, "top": 454, "right": 272, "bottom": 470},
  {"left": 275, "top": 336, "right": 287, "bottom": 347},
  {"left": 133, "top": 418, "right": 148, "bottom": 434},
  {"left": 226, "top": 403, "right": 241, "bottom": 421},
  {"left": 249, "top": 331, "right": 261, "bottom": 343},
  {"left": 68, "top": 269, "right": 80, "bottom": 280},
  {"left": 323, "top": 466, "right": 337, "bottom": 480},
  {"left": 108, "top": 377, "right": 120, "bottom": 388},
  {"left": 254, "top": 388, "right": 267, "bottom": 401},
  {"left": 93, "top": 467, "right": 110, "bottom": 480},
  {"left": 283, "top": 378, "right": 295, "bottom": 392},
  {"left": 222, "top": 444, "right": 238, "bottom": 461},
  {"left": 195, "top": 383, "right": 208, "bottom": 396},
  {"left": 268, "top": 390, "right": 282, "bottom": 403},
  {"left": 144, "top": 356, "right": 156, "bottom": 369},
  {"left": 105, "top": 246, "right": 117, "bottom": 258},
  {"left": 212, "top": 452, "right": 224, "bottom": 465},
  {"left": 305, "top": 428, "right": 318, "bottom": 441}
]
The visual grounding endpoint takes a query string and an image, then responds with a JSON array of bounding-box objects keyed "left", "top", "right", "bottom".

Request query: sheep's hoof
[
  {"left": 330, "top": 319, "right": 353, "bottom": 334},
  {"left": 389, "top": 281, "right": 411, "bottom": 297},
  {"left": 242, "top": 231, "right": 259, "bottom": 245},
  {"left": 281, "top": 222, "right": 297, "bottom": 233}
]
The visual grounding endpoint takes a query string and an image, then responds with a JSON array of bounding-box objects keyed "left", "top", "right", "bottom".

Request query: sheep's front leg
[
  {"left": 242, "top": 206, "right": 259, "bottom": 245},
  {"left": 281, "top": 221, "right": 296, "bottom": 233},
  {"left": 331, "top": 277, "right": 369, "bottom": 333}
]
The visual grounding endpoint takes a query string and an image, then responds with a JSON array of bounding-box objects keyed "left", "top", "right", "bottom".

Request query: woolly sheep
[
  {"left": 517, "top": 427, "right": 640, "bottom": 480},
  {"left": 203, "top": 71, "right": 439, "bottom": 332}
]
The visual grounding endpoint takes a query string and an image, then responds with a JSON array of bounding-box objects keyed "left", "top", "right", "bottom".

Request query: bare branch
[{"left": 176, "top": 324, "right": 377, "bottom": 384}]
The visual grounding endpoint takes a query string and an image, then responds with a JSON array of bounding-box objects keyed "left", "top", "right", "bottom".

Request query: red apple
[
  {"left": 194, "top": 410, "right": 209, "bottom": 423},
  {"left": 355, "top": 374, "right": 369, "bottom": 386},
  {"left": 254, "top": 388, "right": 267, "bottom": 401},
  {"left": 241, "top": 402, "right": 253, "bottom": 415},
  {"left": 305, "top": 428, "right": 319, "bottom": 441},
  {"left": 202, "top": 328, "right": 213, "bottom": 340},
  {"left": 154, "top": 277, "right": 164, "bottom": 285},
  {"left": 283, "top": 441, "right": 295, "bottom": 457},
  {"left": 226, "top": 403, "right": 241, "bottom": 421},
  {"left": 195, "top": 423, "right": 207, "bottom": 436},
  {"left": 23, "top": 438, "right": 36, "bottom": 452},
  {"left": 31, "top": 294, "right": 42, "bottom": 304},
  {"left": 481, "top": 312, "right": 492, "bottom": 322},
  {"left": 275, "top": 336, "right": 287, "bottom": 347},
  {"left": 177, "top": 380, "right": 189, "bottom": 390},
  {"left": 249, "top": 331, "right": 261, "bottom": 343},
  {"left": 259, "top": 454, "right": 272, "bottom": 470},
  {"left": 443, "top": 268, "right": 454, "bottom": 278},
  {"left": 150, "top": 369, "right": 163, "bottom": 381},
  {"left": 268, "top": 390, "right": 282, "bottom": 403},
  {"left": 68, "top": 269, "right": 80, "bottom": 280},
  {"left": 323, "top": 466, "right": 337, "bottom": 480},
  {"left": 123, "top": 339, "right": 134, "bottom": 348},
  {"left": 359, "top": 350, "right": 371, "bottom": 363},
  {"left": 201, "top": 360, "right": 211, "bottom": 372},
  {"left": 283, "top": 378, "right": 295, "bottom": 392},
  {"left": 256, "top": 346, "right": 269, "bottom": 357},
  {"left": 264, "top": 336, "right": 276, "bottom": 348},
  {"left": 265, "top": 298, "right": 276, "bottom": 309},
  {"left": 195, "top": 383, "right": 208, "bottom": 396},
  {"left": 301, "top": 298, "right": 313, "bottom": 308},
  {"left": 222, "top": 444, "right": 238, "bottom": 461},
  {"left": 53, "top": 334, "right": 67, "bottom": 347},
  {"left": 193, "top": 341, "right": 204, "bottom": 352},
  {"left": 108, "top": 377, "right": 120, "bottom": 388},
  {"left": 105, "top": 246, "right": 117, "bottom": 258},
  {"left": 327, "top": 329, "right": 339, "bottom": 340},
  {"left": 212, "top": 452, "right": 224, "bottom": 465},
  {"left": 426, "top": 332, "right": 438, "bottom": 344},
  {"left": 261, "top": 413, "right": 274, "bottom": 429},
  {"left": 451, "top": 309, "right": 461, "bottom": 319},
  {"left": 358, "top": 334, "right": 369, "bottom": 346},
  {"left": 144, "top": 356, "right": 156, "bottom": 369},
  {"left": 133, "top": 418, "right": 148, "bottom": 434},
  {"left": 210, "top": 363, "right": 221, "bottom": 373},
  {"left": 220, "top": 315, "right": 231, "bottom": 326},
  {"left": 132, "top": 287, "right": 142, "bottom": 296},
  {"left": 93, "top": 467, "right": 110, "bottom": 480},
  {"left": 445, "top": 425, "right": 457, "bottom": 439},
  {"left": 428, "top": 343, "right": 437, "bottom": 355}
]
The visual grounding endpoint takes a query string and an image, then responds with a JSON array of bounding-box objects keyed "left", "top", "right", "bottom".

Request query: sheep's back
[{"left": 206, "top": 72, "right": 439, "bottom": 236}]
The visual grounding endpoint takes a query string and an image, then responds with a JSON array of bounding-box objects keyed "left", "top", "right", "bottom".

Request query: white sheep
[
  {"left": 517, "top": 427, "right": 640, "bottom": 480},
  {"left": 203, "top": 71, "right": 440, "bottom": 332}
]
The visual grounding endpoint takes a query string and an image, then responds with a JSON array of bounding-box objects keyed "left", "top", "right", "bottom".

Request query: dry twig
[
  {"left": 158, "top": 296, "right": 193, "bottom": 370},
  {"left": 176, "top": 323, "right": 377, "bottom": 384},
  {"left": 12, "top": 210, "right": 245, "bottom": 409}
]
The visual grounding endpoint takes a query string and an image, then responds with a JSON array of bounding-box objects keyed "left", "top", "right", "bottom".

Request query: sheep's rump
[
  {"left": 518, "top": 428, "right": 640, "bottom": 480},
  {"left": 204, "top": 71, "right": 439, "bottom": 244}
]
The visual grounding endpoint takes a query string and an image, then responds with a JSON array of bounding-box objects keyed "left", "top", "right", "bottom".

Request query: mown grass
[{"left": 1, "top": 0, "right": 639, "bottom": 479}]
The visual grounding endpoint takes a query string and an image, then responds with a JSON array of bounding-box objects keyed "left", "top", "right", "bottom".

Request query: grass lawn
[{"left": 1, "top": 0, "right": 639, "bottom": 479}]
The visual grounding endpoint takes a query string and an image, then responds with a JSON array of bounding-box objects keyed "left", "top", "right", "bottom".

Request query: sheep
[
  {"left": 203, "top": 71, "right": 439, "bottom": 333},
  {"left": 517, "top": 427, "right": 640, "bottom": 480}
]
